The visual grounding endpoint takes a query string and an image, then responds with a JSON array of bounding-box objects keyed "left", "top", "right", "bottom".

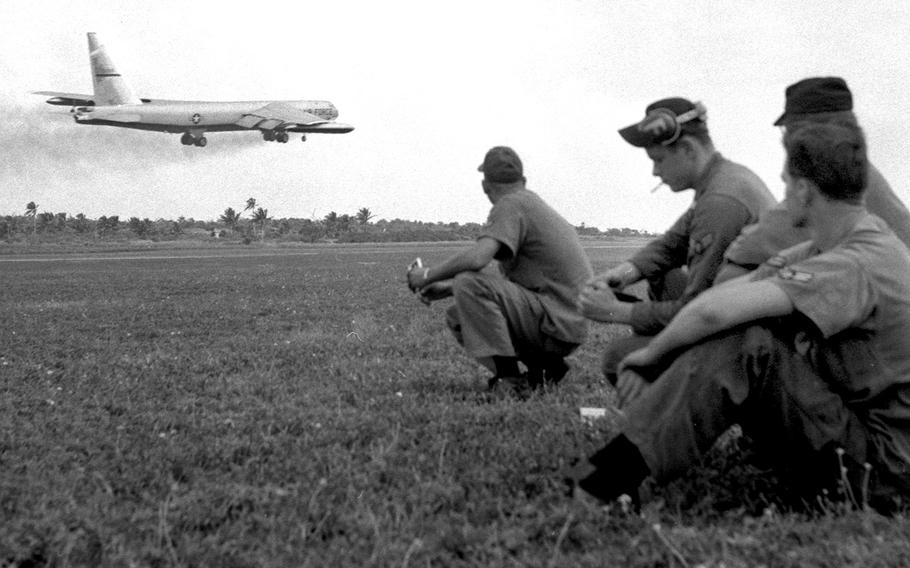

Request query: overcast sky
[{"left": 2, "top": 0, "right": 908, "bottom": 232}]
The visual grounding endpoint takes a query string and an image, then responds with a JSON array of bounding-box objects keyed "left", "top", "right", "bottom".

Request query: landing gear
[
  {"left": 301, "top": 134, "right": 307, "bottom": 142},
  {"left": 181, "top": 132, "right": 207, "bottom": 147},
  {"left": 262, "top": 130, "right": 290, "bottom": 143}
]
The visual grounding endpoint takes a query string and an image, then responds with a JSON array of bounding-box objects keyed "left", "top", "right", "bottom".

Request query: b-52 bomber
[{"left": 34, "top": 33, "right": 354, "bottom": 147}]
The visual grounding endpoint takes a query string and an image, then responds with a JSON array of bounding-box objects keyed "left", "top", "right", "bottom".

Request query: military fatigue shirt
[
  {"left": 480, "top": 188, "right": 593, "bottom": 344},
  {"left": 629, "top": 153, "right": 775, "bottom": 335}
]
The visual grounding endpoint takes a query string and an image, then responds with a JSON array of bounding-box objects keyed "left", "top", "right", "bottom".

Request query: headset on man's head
[{"left": 638, "top": 101, "right": 707, "bottom": 146}]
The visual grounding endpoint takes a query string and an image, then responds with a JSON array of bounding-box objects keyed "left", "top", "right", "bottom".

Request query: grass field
[{"left": 2, "top": 242, "right": 908, "bottom": 567}]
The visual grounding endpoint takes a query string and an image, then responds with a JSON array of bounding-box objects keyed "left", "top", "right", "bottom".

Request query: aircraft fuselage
[{"left": 73, "top": 100, "right": 351, "bottom": 134}]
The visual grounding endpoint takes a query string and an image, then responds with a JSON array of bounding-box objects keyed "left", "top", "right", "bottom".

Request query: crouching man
[
  {"left": 407, "top": 146, "right": 592, "bottom": 395},
  {"left": 570, "top": 123, "right": 910, "bottom": 514}
]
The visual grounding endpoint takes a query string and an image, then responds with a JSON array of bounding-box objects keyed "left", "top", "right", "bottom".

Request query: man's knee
[{"left": 451, "top": 271, "right": 489, "bottom": 299}]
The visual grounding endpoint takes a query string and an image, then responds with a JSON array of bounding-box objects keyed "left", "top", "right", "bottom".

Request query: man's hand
[
  {"left": 616, "top": 345, "right": 660, "bottom": 408},
  {"left": 617, "top": 345, "right": 661, "bottom": 375},
  {"left": 407, "top": 260, "right": 430, "bottom": 292},
  {"left": 593, "top": 261, "right": 641, "bottom": 290},
  {"left": 614, "top": 345, "right": 662, "bottom": 407},
  {"left": 577, "top": 283, "right": 623, "bottom": 322}
]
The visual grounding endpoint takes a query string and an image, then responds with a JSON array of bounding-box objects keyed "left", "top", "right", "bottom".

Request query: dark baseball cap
[
  {"left": 618, "top": 97, "right": 707, "bottom": 147},
  {"left": 774, "top": 77, "right": 853, "bottom": 126},
  {"left": 478, "top": 146, "right": 523, "bottom": 183}
]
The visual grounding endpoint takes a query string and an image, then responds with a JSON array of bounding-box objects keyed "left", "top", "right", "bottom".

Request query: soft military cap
[
  {"left": 478, "top": 146, "right": 523, "bottom": 183},
  {"left": 774, "top": 77, "right": 853, "bottom": 126},
  {"left": 618, "top": 97, "right": 706, "bottom": 147}
]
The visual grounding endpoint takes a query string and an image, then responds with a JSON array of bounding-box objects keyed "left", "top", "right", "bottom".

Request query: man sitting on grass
[
  {"left": 569, "top": 123, "right": 910, "bottom": 514},
  {"left": 407, "top": 146, "right": 592, "bottom": 396},
  {"left": 578, "top": 97, "right": 774, "bottom": 389}
]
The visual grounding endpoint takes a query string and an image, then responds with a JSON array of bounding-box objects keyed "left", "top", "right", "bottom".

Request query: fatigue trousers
[
  {"left": 622, "top": 321, "right": 875, "bottom": 499},
  {"left": 445, "top": 271, "right": 577, "bottom": 371}
]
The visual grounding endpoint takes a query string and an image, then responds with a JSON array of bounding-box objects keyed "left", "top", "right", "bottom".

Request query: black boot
[{"left": 573, "top": 435, "right": 650, "bottom": 506}]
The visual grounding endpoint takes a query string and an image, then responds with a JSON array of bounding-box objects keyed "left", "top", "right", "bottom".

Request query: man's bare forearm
[{"left": 642, "top": 280, "right": 794, "bottom": 362}]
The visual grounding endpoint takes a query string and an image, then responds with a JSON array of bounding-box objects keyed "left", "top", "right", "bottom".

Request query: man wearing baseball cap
[
  {"left": 717, "top": 76, "right": 910, "bottom": 283},
  {"left": 406, "top": 146, "right": 592, "bottom": 396},
  {"left": 577, "top": 97, "right": 775, "bottom": 390}
]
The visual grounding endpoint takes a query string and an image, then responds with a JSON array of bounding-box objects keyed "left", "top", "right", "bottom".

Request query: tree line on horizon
[{"left": 2, "top": 200, "right": 656, "bottom": 245}]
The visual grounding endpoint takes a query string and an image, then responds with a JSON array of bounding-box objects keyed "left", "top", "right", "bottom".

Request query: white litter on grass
[
  {"left": 579, "top": 407, "right": 606, "bottom": 423},
  {"left": 579, "top": 406, "right": 623, "bottom": 425}
]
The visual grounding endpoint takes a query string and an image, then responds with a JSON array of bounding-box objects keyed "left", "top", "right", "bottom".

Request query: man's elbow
[
  {"left": 688, "top": 301, "right": 731, "bottom": 330},
  {"left": 455, "top": 250, "right": 488, "bottom": 272},
  {"left": 463, "top": 243, "right": 499, "bottom": 271}
]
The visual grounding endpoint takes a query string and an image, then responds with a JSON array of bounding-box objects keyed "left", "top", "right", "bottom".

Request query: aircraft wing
[
  {"left": 236, "top": 102, "right": 330, "bottom": 131},
  {"left": 33, "top": 91, "right": 95, "bottom": 106}
]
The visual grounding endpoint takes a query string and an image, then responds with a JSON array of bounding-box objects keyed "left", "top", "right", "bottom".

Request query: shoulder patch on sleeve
[{"left": 777, "top": 267, "right": 814, "bottom": 283}]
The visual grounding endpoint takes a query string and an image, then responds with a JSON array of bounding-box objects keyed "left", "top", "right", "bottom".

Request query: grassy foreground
[{"left": 1, "top": 242, "right": 908, "bottom": 567}]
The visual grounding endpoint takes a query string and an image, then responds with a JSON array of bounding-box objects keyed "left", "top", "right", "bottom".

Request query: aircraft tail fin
[{"left": 87, "top": 32, "right": 142, "bottom": 106}]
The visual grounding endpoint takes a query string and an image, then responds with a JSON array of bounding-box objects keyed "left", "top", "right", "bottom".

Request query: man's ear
[
  {"left": 795, "top": 177, "right": 816, "bottom": 207},
  {"left": 674, "top": 136, "right": 699, "bottom": 158}
]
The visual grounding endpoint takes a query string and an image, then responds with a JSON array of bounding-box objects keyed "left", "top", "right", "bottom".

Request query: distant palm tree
[
  {"left": 219, "top": 207, "right": 241, "bottom": 231},
  {"left": 251, "top": 207, "right": 270, "bottom": 239},
  {"left": 241, "top": 198, "right": 258, "bottom": 238},
  {"left": 25, "top": 201, "right": 38, "bottom": 239},
  {"left": 355, "top": 207, "right": 375, "bottom": 226}
]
